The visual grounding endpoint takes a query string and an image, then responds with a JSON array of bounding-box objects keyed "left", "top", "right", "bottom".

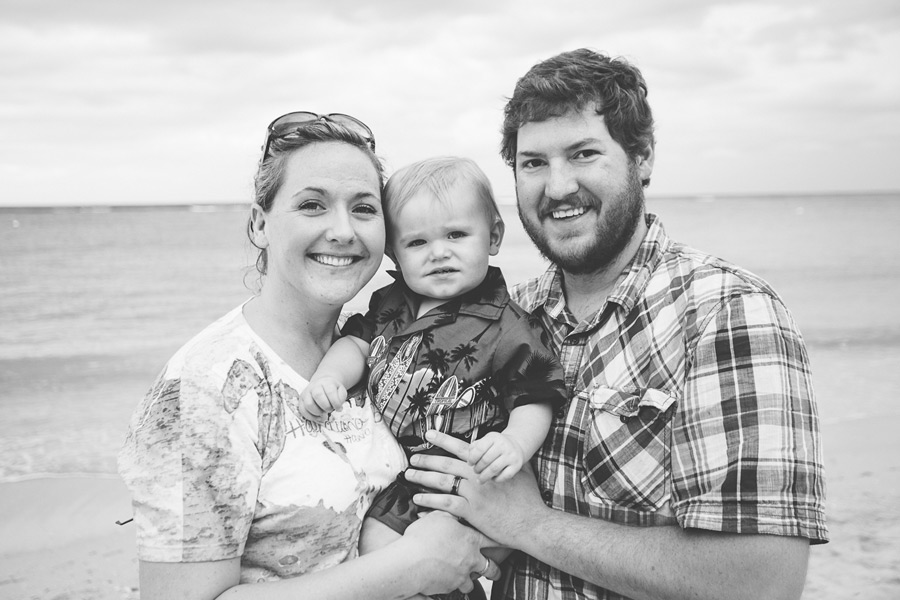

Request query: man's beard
[{"left": 517, "top": 161, "right": 646, "bottom": 275}]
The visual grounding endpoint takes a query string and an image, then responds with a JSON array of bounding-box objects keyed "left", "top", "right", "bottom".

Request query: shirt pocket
[{"left": 581, "top": 386, "right": 677, "bottom": 511}]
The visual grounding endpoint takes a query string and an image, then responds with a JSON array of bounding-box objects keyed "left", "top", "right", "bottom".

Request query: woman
[{"left": 118, "top": 112, "right": 498, "bottom": 599}]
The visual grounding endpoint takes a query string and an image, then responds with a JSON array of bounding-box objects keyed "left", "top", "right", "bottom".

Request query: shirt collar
[
  {"left": 386, "top": 265, "right": 509, "bottom": 325},
  {"left": 606, "top": 213, "right": 669, "bottom": 313},
  {"left": 530, "top": 213, "right": 671, "bottom": 321}
]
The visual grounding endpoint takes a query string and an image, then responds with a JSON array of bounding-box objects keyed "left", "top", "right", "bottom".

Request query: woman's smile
[{"left": 310, "top": 253, "right": 363, "bottom": 267}]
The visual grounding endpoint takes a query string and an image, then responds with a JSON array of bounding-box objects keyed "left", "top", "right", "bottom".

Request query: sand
[
  {"left": 0, "top": 478, "right": 138, "bottom": 600},
  {"left": 1, "top": 345, "right": 897, "bottom": 600}
]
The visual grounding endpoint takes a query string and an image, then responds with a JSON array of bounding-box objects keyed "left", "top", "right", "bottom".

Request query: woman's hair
[
  {"left": 382, "top": 156, "right": 502, "bottom": 247},
  {"left": 500, "top": 48, "right": 655, "bottom": 186},
  {"left": 248, "top": 119, "right": 385, "bottom": 278}
]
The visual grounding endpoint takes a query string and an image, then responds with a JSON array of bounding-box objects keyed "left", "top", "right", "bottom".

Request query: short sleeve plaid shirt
[{"left": 496, "top": 214, "right": 828, "bottom": 600}]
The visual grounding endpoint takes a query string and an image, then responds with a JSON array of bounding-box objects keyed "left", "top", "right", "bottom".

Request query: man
[{"left": 406, "top": 48, "right": 828, "bottom": 600}]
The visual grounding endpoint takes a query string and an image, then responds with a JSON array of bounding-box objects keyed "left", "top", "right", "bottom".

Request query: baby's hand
[
  {"left": 467, "top": 431, "right": 525, "bottom": 483},
  {"left": 299, "top": 377, "right": 348, "bottom": 423}
]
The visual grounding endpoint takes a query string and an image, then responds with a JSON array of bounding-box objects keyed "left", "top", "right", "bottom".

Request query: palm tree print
[
  {"left": 404, "top": 387, "right": 431, "bottom": 420},
  {"left": 421, "top": 348, "right": 449, "bottom": 377},
  {"left": 448, "top": 342, "right": 478, "bottom": 376},
  {"left": 377, "top": 306, "right": 406, "bottom": 334},
  {"left": 419, "top": 329, "right": 434, "bottom": 351}
]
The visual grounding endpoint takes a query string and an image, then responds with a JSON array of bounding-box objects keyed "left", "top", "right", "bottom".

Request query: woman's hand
[
  {"left": 399, "top": 510, "right": 501, "bottom": 596},
  {"left": 404, "top": 430, "right": 549, "bottom": 549}
]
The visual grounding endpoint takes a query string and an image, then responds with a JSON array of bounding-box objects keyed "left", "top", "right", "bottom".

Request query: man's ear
[
  {"left": 636, "top": 144, "right": 655, "bottom": 185},
  {"left": 488, "top": 218, "right": 505, "bottom": 257},
  {"left": 249, "top": 204, "right": 269, "bottom": 248}
]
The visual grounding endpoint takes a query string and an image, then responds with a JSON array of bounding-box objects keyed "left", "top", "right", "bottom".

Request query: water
[{"left": 1, "top": 194, "right": 898, "bottom": 482}]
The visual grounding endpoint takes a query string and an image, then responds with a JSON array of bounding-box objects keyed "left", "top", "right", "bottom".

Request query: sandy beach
[{"left": 0, "top": 345, "right": 898, "bottom": 599}]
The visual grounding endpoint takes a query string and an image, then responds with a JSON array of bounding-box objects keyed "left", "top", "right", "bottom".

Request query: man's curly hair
[{"left": 500, "top": 48, "right": 655, "bottom": 185}]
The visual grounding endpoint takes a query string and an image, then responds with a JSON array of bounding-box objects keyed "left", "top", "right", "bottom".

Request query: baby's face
[{"left": 389, "top": 182, "right": 499, "bottom": 303}]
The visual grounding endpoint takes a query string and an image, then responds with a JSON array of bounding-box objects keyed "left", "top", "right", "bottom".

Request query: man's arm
[{"left": 406, "top": 432, "right": 810, "bottom": 600}]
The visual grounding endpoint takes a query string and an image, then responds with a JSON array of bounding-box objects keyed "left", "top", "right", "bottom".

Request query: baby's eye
[
  {"left": 448, "top": 231, "right": 467, "bottom": 239},
  {"left": 407, "top": 239, "right": 426, "bottom": 248}
]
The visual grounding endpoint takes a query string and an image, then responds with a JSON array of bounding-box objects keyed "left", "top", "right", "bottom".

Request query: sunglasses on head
[{"left": 261, "top": 111, "right": 376, "bottom": 159}]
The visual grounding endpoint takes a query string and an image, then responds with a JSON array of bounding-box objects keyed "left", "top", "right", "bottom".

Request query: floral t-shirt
[{"left": 118, "top": 304, "right": 407, "bottom": 583}]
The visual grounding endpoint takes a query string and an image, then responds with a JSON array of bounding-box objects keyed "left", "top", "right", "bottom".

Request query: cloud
[{"left": 0, "top": 0, "right": 897, "bottom": 205}]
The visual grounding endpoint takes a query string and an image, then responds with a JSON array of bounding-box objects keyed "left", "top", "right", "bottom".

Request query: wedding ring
[
  {"left": 477, "top": 556, "right": 491, "bottom": 577},
  {"left": 450, "top": 475, "right": 463, "bottom": 495}
]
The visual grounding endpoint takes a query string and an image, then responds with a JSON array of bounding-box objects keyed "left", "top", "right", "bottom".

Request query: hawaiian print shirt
[
  {"left": 494, "top": 214, "right": 828, "bottom": 600},
  {"left": 343, "top": 266, "right": 566, "bottom": 453}
]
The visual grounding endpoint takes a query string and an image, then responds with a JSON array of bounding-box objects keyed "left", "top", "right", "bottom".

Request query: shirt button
[
  {"left": 555, "top": 407, "right": 567, "bottom": 419},
  {"left": 541, "top": 489, "right": 553, "bottom": 503}
]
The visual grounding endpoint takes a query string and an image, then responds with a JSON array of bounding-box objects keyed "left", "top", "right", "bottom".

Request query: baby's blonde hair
[{"left": 383, "top": 156, "right": 503, "bottom": 245}]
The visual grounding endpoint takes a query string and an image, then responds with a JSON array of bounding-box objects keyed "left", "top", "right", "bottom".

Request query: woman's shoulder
[{"left": 162, "top": 304, "right": 257, "bottom": 380}]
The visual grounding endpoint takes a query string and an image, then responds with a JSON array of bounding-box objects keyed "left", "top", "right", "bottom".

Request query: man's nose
[{"left": 545, "top": 162, "right": 579, "bottom": 200}]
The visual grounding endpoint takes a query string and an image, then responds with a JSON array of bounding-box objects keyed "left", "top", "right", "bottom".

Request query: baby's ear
[{"left": 489, "top": 218, "right": 505, "bottom": 256}]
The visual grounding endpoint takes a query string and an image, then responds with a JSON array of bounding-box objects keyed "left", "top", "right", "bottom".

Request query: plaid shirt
[{"left": 496, "top": 214, "right": 828, "bottom": 600}]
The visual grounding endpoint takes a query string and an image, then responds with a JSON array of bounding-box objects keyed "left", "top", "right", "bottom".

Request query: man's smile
[{"left": 550, "top": 206, "right": 589, "bottom": 220}]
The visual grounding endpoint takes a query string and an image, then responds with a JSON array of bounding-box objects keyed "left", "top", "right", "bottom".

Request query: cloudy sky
[{"left": 1, "top": 0, "right": 898, "bottom": 206}]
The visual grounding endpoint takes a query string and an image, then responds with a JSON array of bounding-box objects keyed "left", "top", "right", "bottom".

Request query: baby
[{"left": 300, "top": 157, "right": 565, "bottom": 593}]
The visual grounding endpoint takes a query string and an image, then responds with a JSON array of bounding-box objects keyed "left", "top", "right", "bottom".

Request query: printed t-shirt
[{"left": 118, "top": 304, "right": 407, "bottom": 582}]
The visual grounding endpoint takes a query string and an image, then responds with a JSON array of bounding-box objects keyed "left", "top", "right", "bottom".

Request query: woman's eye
[
  {"left": 297, "top": 201, "right": 324, "bottom": 212},
  {"left": 353, "top": 203, "right": 379, "bottom": 215}
]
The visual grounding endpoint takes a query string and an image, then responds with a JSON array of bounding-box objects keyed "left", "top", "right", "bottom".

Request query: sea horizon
[{"left": 1, "top": 188, "right": 898, "bottom": 212}]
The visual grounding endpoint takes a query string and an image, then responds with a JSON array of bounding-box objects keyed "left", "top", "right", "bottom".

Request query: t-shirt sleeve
[
  {"left": 492, "top": 311, "right": 567, "bottom": 413},
  {"left": 672, "top": 292, "right": 828, "bottom": 543},
  {"left": 117, "top": 345, "right": 264, "bottom": 562}
]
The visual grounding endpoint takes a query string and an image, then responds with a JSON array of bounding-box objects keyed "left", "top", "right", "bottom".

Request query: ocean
[{"left": 1, "top": 194, "right": 899, "bottom": 483}]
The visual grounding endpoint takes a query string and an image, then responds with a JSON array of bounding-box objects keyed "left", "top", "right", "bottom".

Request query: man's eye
[
  {"left": 573, "top": 149, "right": 600, "bottom": 159},
  {"left": 520, "top": 159, "right": 544, "bottom": 169}
]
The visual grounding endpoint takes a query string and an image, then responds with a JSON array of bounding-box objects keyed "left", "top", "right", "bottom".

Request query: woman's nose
[{"left": 325, "top": 209, "right": 356, "bottom": 243}]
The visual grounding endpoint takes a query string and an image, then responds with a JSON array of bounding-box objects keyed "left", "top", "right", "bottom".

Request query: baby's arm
[
  {"left": 467, "top": 402, "right": 553, "bottom": 483},
  {"left": 299, "top": 336, "right": 370, "bottom": 422}
]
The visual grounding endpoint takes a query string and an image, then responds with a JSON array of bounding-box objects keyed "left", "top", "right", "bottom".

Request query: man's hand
[
  {"left": 468, "top": 431, "right": 525, "bottom": 482},
  {"left": 404, "top": 430, "right": 548, "bottom": 548},
  {"left": 298, "top": 376, "right": 347, "bottom": 423}
]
